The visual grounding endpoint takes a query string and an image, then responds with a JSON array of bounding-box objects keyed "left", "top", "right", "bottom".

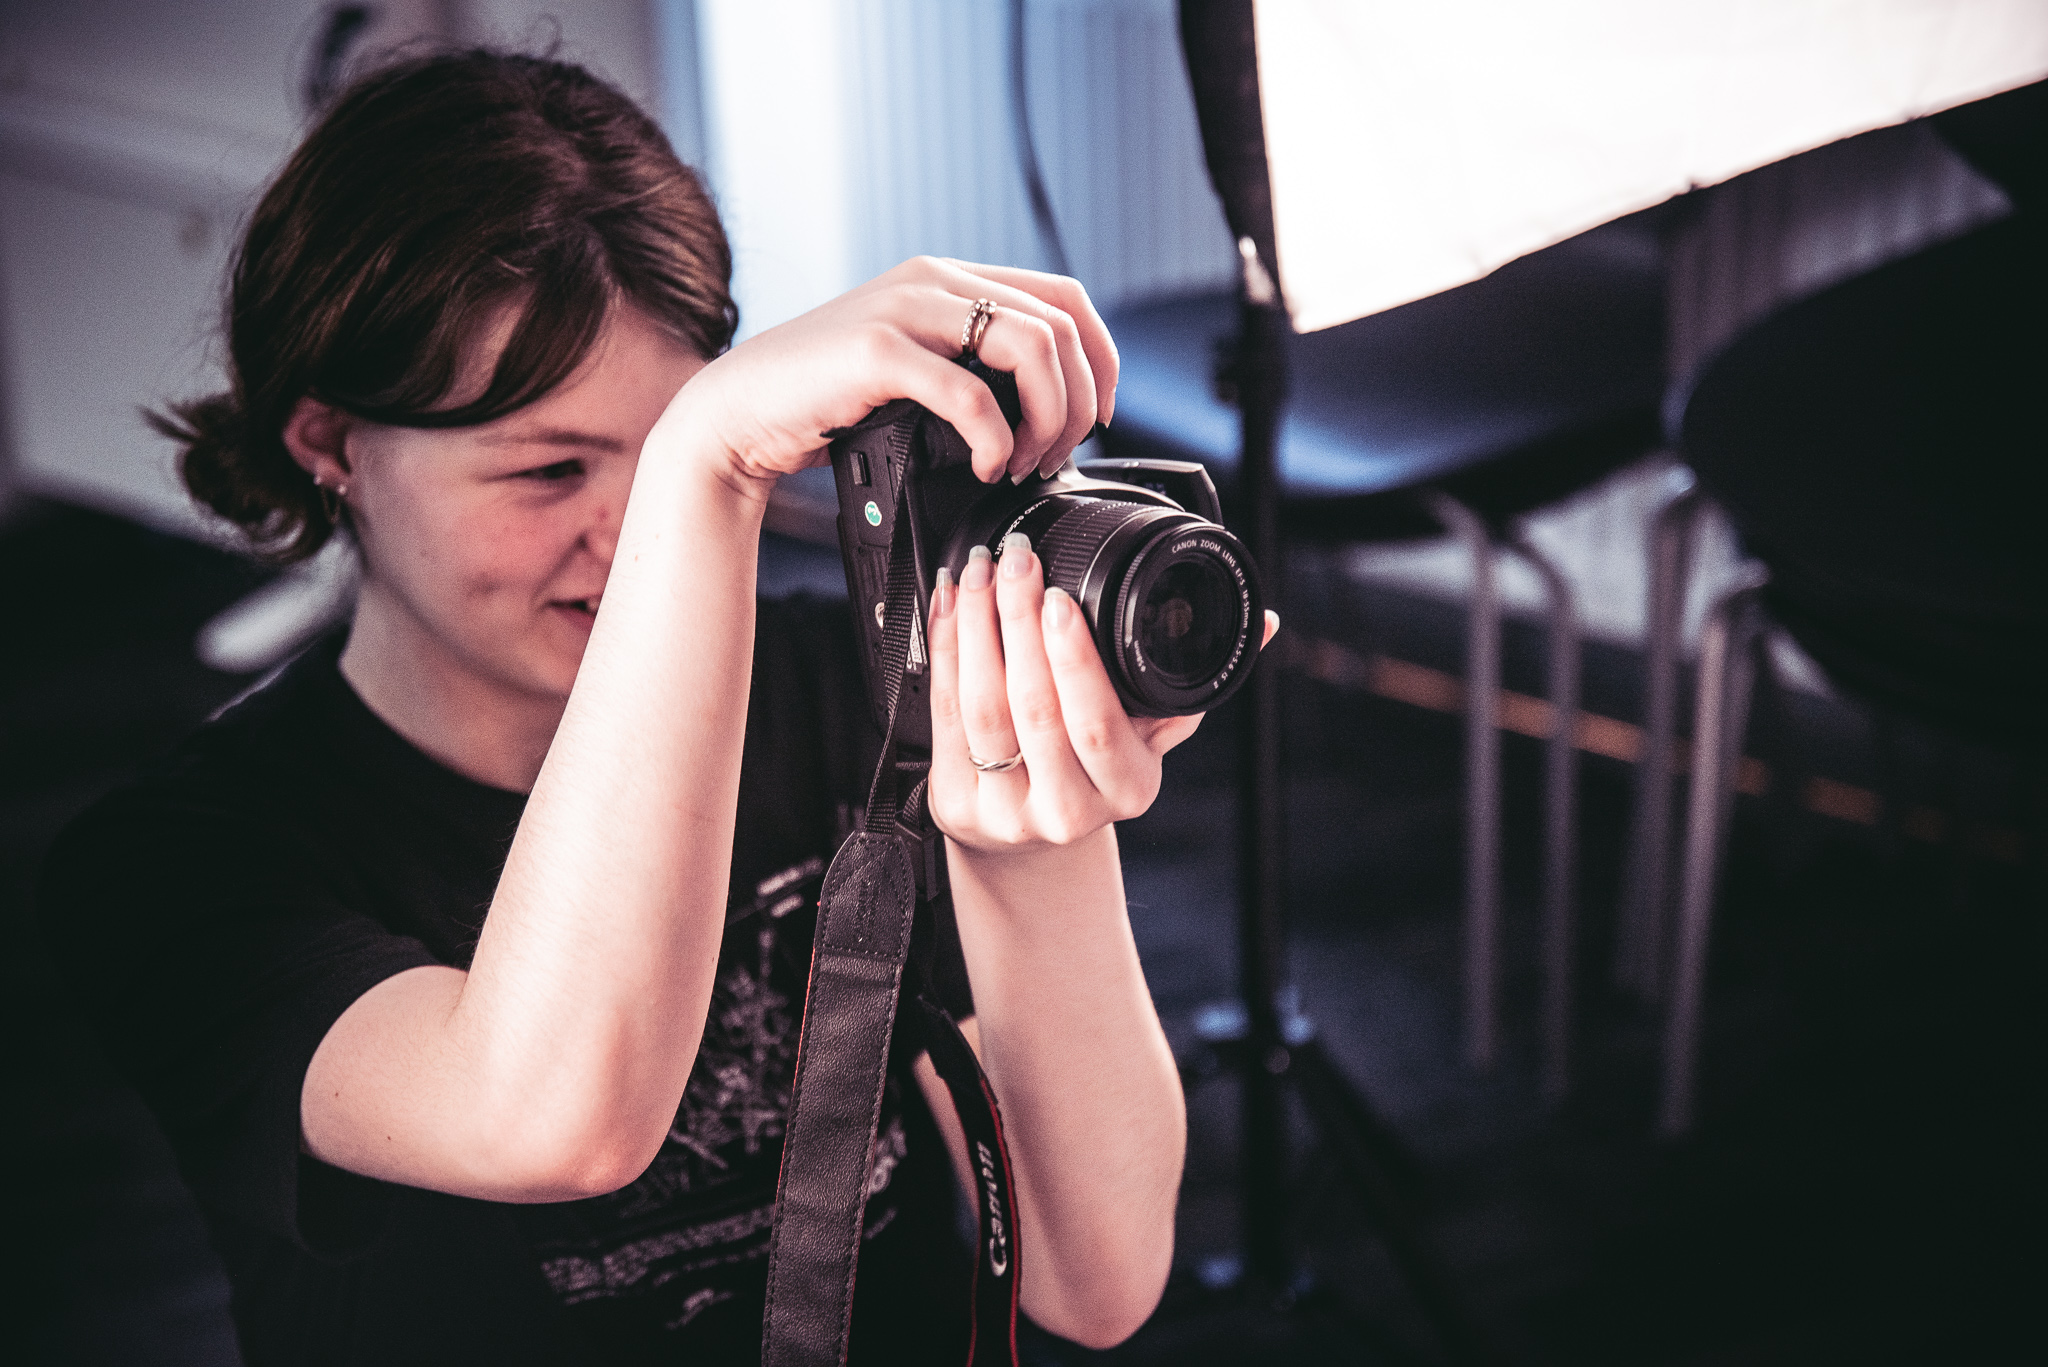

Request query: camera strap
[{"left": 763, "top": 464, "right": 1021, "bottom": 1367}]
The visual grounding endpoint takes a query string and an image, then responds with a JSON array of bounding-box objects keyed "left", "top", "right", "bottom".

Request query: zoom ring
[{"left": 1037, "top": 499, "right": 1146, "bottom": 598}]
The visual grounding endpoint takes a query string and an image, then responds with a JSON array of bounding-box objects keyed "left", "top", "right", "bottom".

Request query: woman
[{"left": 41, "top": 49, "right": 1263, "bottom": 1365}]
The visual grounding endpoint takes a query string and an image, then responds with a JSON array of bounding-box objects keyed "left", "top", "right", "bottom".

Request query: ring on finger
[
  {"left": 959, "top": 298, "right": 998, "bottom": 362},
  {"left": 968, "top": 748, "right": 1024, "bottom": 774}
]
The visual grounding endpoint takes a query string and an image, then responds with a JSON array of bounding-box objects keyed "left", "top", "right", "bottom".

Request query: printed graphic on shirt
[
  {"left": 610, "top": 923, "right": 798, "bottom": 1220},
  {"left": 517, "top": 857, "right": 913, "bottom": 1334}
]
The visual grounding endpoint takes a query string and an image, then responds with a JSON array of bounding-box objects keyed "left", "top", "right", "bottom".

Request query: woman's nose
[
  {"left": 589, "top": 510, "right": 618, "bottom": 565},
  {"left": 584, "top": 501, "right": 623, "bottom": 563}
]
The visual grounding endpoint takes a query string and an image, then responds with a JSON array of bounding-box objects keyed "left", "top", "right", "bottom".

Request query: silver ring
[
  {"left": 969, "top": 749, "right": 1024, "bottom": 774},
  {"left": 959, "top": 298, "right": 998, "bottom": 361}
]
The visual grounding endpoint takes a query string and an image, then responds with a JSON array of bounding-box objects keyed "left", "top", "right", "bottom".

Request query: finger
[
  {"left": 954, "top": 544, "right": 1022, "bottom": 779},
  {"left": 896, "top": 275, "right": 1076, "bottom": 480},
  {"left": 992, "top": 536, "right": 1100, "bottom": 833},
  {"left": 965, "top": 306, "right": 1070, "bottom": 482},
  {"left": 875, "top": 288, "right": 1062, "bottom": 484},
  {"left": 945, "top": 261, "right": 1119, "bottom": 434},
  {"left": 1037, "top": 586, "right": 1165, "bottom": 816},
  {"left": 925, "top": 566, "right": 977, "bottom": 833},
  {"left": 1262, "top": 609, "right": 1280, "bottom": 648},
  {"left": 861, "top": 329, "right": 1016, "bottom": 482},
  {"left": 930, "top": 263, "right": 1099, "bottom": 475}
]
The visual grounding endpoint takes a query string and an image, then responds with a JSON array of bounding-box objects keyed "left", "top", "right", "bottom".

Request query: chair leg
[
  {"left": 1618, "top": 479, "right": 1706, "bottom": 1000},
  {"left": 1659, "top": 572, "right": 1769, "bottom": 1137},
  {"left": 1423, "top": 492, "right": 1501, "bottom": 1071},
  {"left": 1511, "top": 535, "right": 1582, "bottom": 1103}
]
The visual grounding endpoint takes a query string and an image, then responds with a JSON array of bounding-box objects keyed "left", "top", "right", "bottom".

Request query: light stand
[
  {"left": 1231, "top": 260, "right": 1292, "bottom": 1295},
  {"left": 1175, "top": 4, "right": 1487, "bottom": 1362}
]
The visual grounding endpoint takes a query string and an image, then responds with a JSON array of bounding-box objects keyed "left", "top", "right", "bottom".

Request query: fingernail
[
  {"left": 933, "top": 566, "right": 955, "bottom": 617},
  {"left": 963, "top": 544, "right": 993, "bottom": 590},
  {"left": 1043, "top": 585, "right": 1073, "bottom": 628},
  {"left": 1010, "top": 466, "right": 1032, "bottom": 485},
  {"left": 999, "top": 532, "right": 1032, "bottom": 578}
]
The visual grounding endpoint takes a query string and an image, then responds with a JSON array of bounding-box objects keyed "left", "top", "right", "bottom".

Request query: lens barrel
[{"left": 1000, "top": 494, "right": 1261, "bottom": 715}]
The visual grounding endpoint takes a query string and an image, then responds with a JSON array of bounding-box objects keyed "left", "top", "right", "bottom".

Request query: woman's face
[{"left": 339, "top": 305, "right": 706, "bottom": 704}]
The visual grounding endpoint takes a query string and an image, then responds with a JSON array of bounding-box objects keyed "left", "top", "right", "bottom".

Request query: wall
[
  {"left": 687, "top": 0, "right": 1235, "bottom": 339},
  {"left": 0, "top": 0, "right": 673, "bottom": 536},
  {"left": 0, "top": 0, "right": 443, "bottom": 536}
]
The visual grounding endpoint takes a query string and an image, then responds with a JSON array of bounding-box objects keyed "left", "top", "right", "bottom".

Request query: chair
[
  {"left": 1098, "top": 216, "right": 1666, "bottom": 1090},
  {"left": 1648, "top": 202, "right": 2045, "bottom": 1135}
]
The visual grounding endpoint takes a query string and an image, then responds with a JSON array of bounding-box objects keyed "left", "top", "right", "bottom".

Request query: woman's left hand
[
  {"left": 926, "top": 535, "right": 1280, "bottom": 852},
  {"left": 924, "top": 518, "right": 1284, "bottom": 1345}
]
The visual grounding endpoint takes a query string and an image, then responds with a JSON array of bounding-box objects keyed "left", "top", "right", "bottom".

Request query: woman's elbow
[
  {"left": 1049, "top": 1289, "right": 1166, "bottom": 1352},
  {"left": 1033, "top": 1243, "right": 1172, "bottom": 1350},
  {"left": 535, "top": 1144, "right": 658, "bottom": 1202},
  {"left": 466, "top": 1114, "right": 666, "bottom": 1203}
]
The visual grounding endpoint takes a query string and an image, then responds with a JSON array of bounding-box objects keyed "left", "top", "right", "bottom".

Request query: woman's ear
[{"left": 282, "top": 396, "right": 354, "bottom": 490}]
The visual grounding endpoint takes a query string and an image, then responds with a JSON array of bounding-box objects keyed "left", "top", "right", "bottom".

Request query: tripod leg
[{"left": 1290, "top": 1040, "right": 1492, "bottom": 1366}]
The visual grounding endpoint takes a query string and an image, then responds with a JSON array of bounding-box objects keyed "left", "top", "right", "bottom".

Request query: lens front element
[{"left": 1136, "top": 557, "right": 1237, "bottom": 684}]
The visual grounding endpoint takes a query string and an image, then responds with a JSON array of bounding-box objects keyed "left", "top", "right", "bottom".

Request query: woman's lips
[{"left": 550, "top": 595, "right": 600, "bottom": 625}]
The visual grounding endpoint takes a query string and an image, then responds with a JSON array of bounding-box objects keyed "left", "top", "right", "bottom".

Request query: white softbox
[{"left": 1253, "top": 0, "right": 2048, "bottom": 332}]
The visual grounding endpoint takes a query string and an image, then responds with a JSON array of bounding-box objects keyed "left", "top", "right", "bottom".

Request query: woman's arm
[
  {"left": 919, "top": 535, "right": 1279, "bottom": 1346},
  {"left": 300, "top": 258, "right": 1115, "bottom": 1202},
  {"left": 943, "top": 831, "right": 1183, "bottom": 1350},
  {"left": 301, "top": 449, "right": 771, "bottom": 1200}
]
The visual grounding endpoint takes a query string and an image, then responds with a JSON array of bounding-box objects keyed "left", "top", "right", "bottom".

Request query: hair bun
[{"left": 148, "top": 393, "right": 334, "bottom": 563}]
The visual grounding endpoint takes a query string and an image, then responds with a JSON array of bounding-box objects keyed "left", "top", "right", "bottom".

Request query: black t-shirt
[{"left": 40, "top": 596, "right": 972, "bottom": 1365}]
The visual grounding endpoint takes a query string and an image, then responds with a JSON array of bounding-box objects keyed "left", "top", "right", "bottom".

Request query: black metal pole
[{"left": 1234, "top": 273, "right": 1291, "bottom": 1292}]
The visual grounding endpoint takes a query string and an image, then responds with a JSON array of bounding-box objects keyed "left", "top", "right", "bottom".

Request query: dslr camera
[{"left": 830, "top": 361, "right": 1265, "bottom": 748}]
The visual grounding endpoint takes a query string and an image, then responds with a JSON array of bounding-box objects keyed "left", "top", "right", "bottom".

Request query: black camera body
[{"left": 829, "top": 362, "right": 1264, "bottom": 750}]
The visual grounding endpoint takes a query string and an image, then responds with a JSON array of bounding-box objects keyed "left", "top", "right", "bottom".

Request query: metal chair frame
[
  {"left": 1421, "top": 494, "right": 1584, "bottom": 1092},
  {"left": 1617, "top": 476, "right": 1775, "bottom": 1134},
  {"left": 1659, "top": 570, "right": 1771, "bottom": 1135}
]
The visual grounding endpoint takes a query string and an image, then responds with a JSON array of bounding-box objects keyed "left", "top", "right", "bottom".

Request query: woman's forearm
[
  {"left": 944, "top": 826, "right": 1184, "bottom": 1347},
  {"left": 465, "top": 444, "right": 767, "bottom": 1165},
  {"left": 305, "top": 429, "right": 773, "bottom": 1198}
]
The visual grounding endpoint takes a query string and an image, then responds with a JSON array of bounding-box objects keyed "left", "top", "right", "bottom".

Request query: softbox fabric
[{"left": 1249, "top": 0, "right": 2048, "bottom": 331}]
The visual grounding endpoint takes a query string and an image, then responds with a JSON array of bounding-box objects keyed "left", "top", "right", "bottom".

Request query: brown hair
[{"left": 153, "top": 49, "right": 736, "bottom": 562}]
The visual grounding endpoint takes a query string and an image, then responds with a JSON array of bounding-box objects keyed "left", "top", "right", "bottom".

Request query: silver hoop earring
[{"left": 317, "top": 481, "right": 344, "bottom": 524}]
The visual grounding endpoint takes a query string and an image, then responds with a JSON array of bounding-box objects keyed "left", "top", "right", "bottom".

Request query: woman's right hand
[{"left": 652, "top": 256, "right": 1120, "bottom": 488}]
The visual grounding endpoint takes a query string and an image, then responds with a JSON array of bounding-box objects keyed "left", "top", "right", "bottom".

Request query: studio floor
[{"left": 6, "top": 501, "right": 2038, "bottom": 1366}]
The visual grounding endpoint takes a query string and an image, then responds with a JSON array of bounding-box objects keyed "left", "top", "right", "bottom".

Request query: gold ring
[{"left": 960, "top": 298, "right": 998, "bottom": 361}]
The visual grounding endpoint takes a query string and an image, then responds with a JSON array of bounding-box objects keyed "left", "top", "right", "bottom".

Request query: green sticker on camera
[{"left": 864, "top": 500, "right": 882, "bottom": 526}]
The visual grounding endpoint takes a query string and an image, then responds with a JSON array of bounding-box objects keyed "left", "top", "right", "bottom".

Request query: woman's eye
[{"left": 522, "top": 459, "right": 585, "bottom": 483}]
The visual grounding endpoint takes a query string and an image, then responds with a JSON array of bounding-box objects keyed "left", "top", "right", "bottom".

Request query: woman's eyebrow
[{"left": 479, "top": 428, "right": 629, "bottom": 453}]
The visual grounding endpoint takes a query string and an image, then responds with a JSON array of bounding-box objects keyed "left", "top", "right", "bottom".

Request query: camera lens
[
  {"left": 1138, "top": 558, "right": 1237, "bottom": 684},
  {"left": 1004, "top": 494, "right": 1262, "bottom": 716}
]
